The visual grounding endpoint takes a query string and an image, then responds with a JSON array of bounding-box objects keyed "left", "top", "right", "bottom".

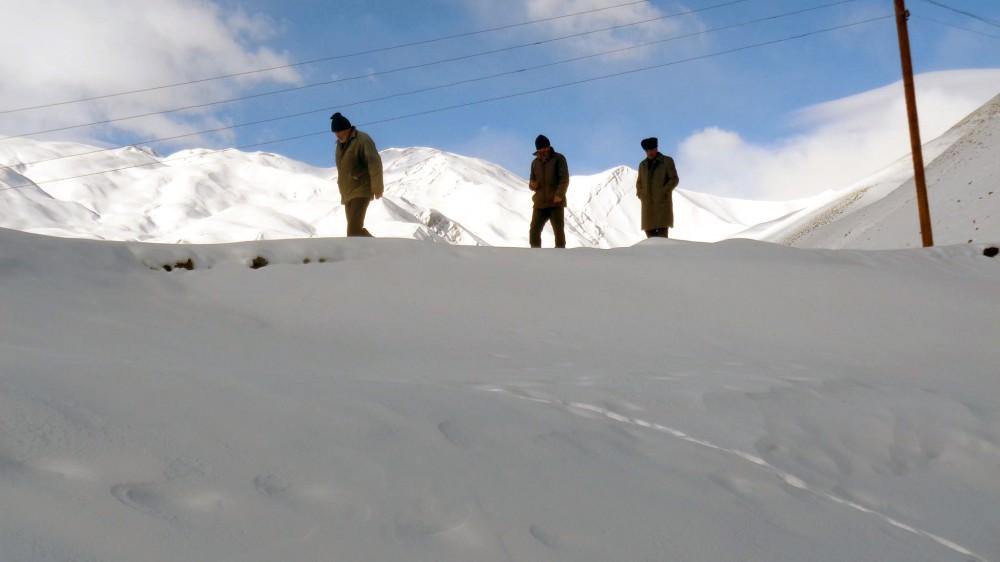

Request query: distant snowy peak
[
  {"left": 167, "top": 148, "right": 329, "bottom": 176},
  {"left": 3, "top": 87, "right": 997, "bottom": 249},
  {"left": 0, "top": 138, "right": 859, "bottom": 247}
]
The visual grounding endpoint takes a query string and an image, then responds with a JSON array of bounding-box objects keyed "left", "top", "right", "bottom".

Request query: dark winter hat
[
  {"left": 535, "top": 134, "right": 551, "bottom": 150},
  {"left": 330, "top": 112, "right": 352, "bottom": 133},
  {"left": 641, "top": 137, "right": 658, "bottom": 150}
]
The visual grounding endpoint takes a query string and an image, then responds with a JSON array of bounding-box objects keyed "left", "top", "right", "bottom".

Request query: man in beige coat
[
  {"left": 528, "top": 134, "right": 570, "bottom": 248},
  {"left": 332, "top": 112, "right": 383, "bottom": 237},
  {"left": 636, "top": 137, "right": 679, "bottom": 238}
]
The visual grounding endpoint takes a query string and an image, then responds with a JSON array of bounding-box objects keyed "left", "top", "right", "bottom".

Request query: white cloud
[
  {"left": 0, "top": 0, "right": 300, "bottom": 148},
  {"left": 457, "top": 0, "right": 703, "bottom": 60},
  {"left": 677, "top": 69, "right": 1000, "bottom": 200}
]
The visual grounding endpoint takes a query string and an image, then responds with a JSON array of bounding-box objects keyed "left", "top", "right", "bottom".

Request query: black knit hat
[
  {"left": 641, "top": 137, "right": 658, "bottom": 150},
  {"left": 535, "top": 134, "right": 551, "bottom": 150},
  {"left": 330, "top": 112, "right": 352, "bottom": 133}
]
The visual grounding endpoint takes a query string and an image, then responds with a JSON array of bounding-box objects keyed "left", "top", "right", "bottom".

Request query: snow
[
  {"left": 7, "top": 92, "right": 1000, "bottom": 250},
  {"left": 0, "top": 140, "right": 802, "bottom": 247},
  {"left": 4, "top": 91, "right": 1000, "bottom": 250},
  {"left": 2, "top": 69, "right": 1000, "bottom": 562},
  {"left": 1, "top": 227, "right": 998, "bottom": 561},
  {"left": 764, "top": 93, "right": 1000, "bottom": 249}
]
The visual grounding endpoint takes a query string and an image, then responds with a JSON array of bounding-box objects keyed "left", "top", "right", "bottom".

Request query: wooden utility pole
[{"left": 894, "top": 0, "right": 934, "bottom": 247}]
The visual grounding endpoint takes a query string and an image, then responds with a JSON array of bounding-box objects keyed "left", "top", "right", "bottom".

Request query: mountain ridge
[
  {"left": 2, "top": 90, "right": 998, "bottom": 248},
  {"left": 0, "top": 139, "right": 793, "bottom": 246}
]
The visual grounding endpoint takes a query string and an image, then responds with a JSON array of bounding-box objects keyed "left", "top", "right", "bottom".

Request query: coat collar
[
  {"left": 644, "top": 152, "right": 664, "bottom": 165},
  {"left": 338, "top": 127, "right": 358, "bottom": 145}
]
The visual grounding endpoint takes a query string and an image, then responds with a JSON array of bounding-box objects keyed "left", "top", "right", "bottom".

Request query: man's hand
[
  {"left": 553, "top": 195, "right": 563, "bottom": 203},
  {"left": 529, "top": 180, "right": 538, "bottom": 191},
  {"left": 374, "top": 192, "right": 383, "bottom": 200}
]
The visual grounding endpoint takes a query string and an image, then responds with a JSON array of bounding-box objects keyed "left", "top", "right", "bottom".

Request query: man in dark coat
[
  {"left": 528, "top": 134, "right": 570, "bottom": 248},
  {"left": 332, "top": 112, "right": 384, "bottom": 237},
  {"left": 636, "top": 137, "right": 679, "bottom": 238}
]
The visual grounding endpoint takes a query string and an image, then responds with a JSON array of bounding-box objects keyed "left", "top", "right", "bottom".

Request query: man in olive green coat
[
  {"left": 332, "top": 112, "right": 384, "bottom": 237},
  {"left": 636, "top": 137, "right": 679, "bottom": 238},
  {"left": 528, "top": 134, "right": 570, "bottom": 248}
]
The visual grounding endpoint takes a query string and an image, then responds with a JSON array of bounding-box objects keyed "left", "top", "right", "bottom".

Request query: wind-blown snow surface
[
  {"left": 0, "top": 138, "right": 810, "bottom": 247},
  {"left": 1, "top": 227, "right": 998, "bottom": 561}
]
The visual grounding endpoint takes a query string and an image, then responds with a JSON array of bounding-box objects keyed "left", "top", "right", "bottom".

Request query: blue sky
[{"left": 2, "top": 0, "right": 999, "bottom": 198}]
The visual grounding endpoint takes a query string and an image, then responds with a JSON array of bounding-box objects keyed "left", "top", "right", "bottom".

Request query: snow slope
[
  {"left": 0, "top": 139, "right": 806, "bottom": 247},
  {"left": 764, "top": 92, "right": 1000, "bottom": 249},
  {"left": 1, "top": 227, "right": 998, "bottom": 561}
]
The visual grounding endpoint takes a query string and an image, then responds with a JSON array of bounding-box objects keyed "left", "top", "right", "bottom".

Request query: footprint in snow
[
  {"left": 437, "top": 420, "right": 473, "bottom": 448},
  {"left": 392, "top": 497, "right": 469, "bottom": 540},
  {"left": 252, "top": 473, "right": 373, "bottom": 521},
  {"left": 529, "top": 524, "right": 561, "bottom": 549},
  {"left": 111, "top": 481, "right": 225, "bottom": 521},
  {"left": 0, "top": 453, "right": 98, "bottom": 486}
]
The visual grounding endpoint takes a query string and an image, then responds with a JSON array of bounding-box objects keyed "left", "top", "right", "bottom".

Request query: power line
[
  {"left": 0, "top": 0, "right": 757, "bottom": 141},
  {"left": 1, "top": 1, "right": 751, "bottom": 140},
  {"left": 0, "top": 0, "right": 692, "bottom": 115},
  {"left": 1, "top": 0, "right": 862, "bottom": 171},
  {"left": 0, "top": 14, "right": 893, "bottom": 193},
  {"left": 913, "top": 14, "right": 1000, "bottom": 38},
  {"left": 922, "top": 0, "right": 1000, "bottom": 29},
  {"left": 2, "top": 0, "right": 844, "bottom": 168},
  {"left": 363, "top": 17, "right": 892, "bottom": 128}
]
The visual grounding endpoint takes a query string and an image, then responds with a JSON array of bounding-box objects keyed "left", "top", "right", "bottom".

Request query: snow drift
[{"left": 1, "top": 226, "right": 998, "bottom": 561}]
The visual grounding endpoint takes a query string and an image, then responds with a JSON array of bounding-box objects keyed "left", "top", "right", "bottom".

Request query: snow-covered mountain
[
  {"left": 2, "top": 93, "right": 999, "bottom": 562},
  {"left": 760, "top": 92, "right": 1000, "bottom": 248},
  {"left": 0, "top": 138, "right": 808, "bottom": 247},
  {"left": 2, "top": 90, "right": 998, "bottom": 248}
]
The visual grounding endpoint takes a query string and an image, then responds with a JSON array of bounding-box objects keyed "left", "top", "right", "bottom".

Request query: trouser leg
[
  {"left": 345, "top": 198, "right": 373, "bottom": 237},
  {"left": 550, "top": 207, "right": 566, "bottom": 248},
  {"left": 529, "top": 208, "right": 548, "bottom": 248}
]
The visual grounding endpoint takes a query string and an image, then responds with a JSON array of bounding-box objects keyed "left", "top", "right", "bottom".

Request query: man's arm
[
  {"left": 636, "top": 163, "right": 643, "bottom": 198},
  {"left": 529, "top": 161, "right": 538, "bottom": 191},
  {"left": 364, "top": 136, "right": 384, "bottom": 198},
  {"left": 664, "top": 157, "right": 679, "bottom": 191},
  {"left": 555, "top": 154, "right": 570, "bottom": 201}
]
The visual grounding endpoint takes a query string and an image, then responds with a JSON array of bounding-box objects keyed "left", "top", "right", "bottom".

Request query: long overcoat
[
  {"left": 335, "top": 129, "right": 384, "bottom": 204},
  {"left": 636, "top": 153, "right": 679, "bottom": 230}
]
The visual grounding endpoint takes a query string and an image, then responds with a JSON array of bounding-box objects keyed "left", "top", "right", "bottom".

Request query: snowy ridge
[
  {"left": 2, "top": 91, "right": 1000, "bottom": 248},
  {"left": 0, "top": 139, "right": 799, "bottom": 247},
  {"left": 763, "top": 92, "right": 1000, "bottom": 248}
]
